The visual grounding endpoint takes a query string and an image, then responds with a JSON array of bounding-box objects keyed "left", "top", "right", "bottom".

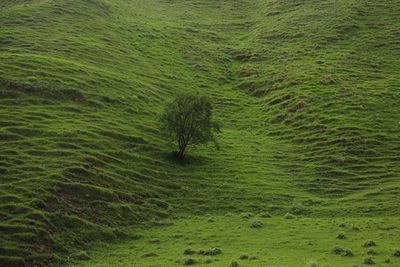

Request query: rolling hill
[{"left": 1, "top": 0, "right": 399, "bottom": 266}]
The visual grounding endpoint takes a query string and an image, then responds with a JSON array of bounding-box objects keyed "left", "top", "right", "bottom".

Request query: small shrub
[
  {"left": 363, "top": 240, "right": 376, "bottom": 247},
  {"left": 204, "top": 257, "right": 212, "bottom": 264},
  {"left": 393, "top": 249, "right": 400, "bottom": 257},
  {"left": 385, "top": 259, "right": 391, "bottom": 263},
  {"left": 199, "top": 247, "right": 222, "bottom": 256},
  {"left": 343, "top": 249, "right": 354, "bottom": 257},
  {"left": 332, "top": 246, "right": 344, "bottom": 255},
  {"left": 250, "top": 221, "right": 263, "bottom": 228},
  {"left": 183, "top": 258, "right": 197, "bottom": 265},
  {"left": 309, "top": 261, "right": 318, "bottom": 267},
  {"left": 230, "top": 260, "right": 240, "bottom": 267},
  {"left": 336, "top": 232, "right": 346, "bottom": 240},
  {"left": 184, "top": 247, "right": 196, "bottom": 255},
  {"left": 364, "top": 257, "right": 375, "bottom": 265},
  {"left": 339, "top": 223, "right": 346, "bottom": 228},
  {"left": 284, "top": 213, "right": 297, "bottom": 219},
  {"left": 367, "top": 249, "right": 377, "bottom": 255},
  {"left": 351, "top": 225, "right": 360, "bottom": 231},
  {"left": 239, "top": 254, "right": 249, "bottom": 260}
]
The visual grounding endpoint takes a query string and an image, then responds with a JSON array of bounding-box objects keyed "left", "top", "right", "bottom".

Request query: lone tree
[{"left": 160, "top": 93, "right": 220, "bottom": 160}]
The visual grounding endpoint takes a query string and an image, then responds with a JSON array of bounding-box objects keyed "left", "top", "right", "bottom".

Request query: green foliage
[{"left": 160, "top": 93, "right": 219, "bottom": 159}]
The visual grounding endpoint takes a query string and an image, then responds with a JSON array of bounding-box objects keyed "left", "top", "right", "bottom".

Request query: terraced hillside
[{"left": 0, "top": 0, "right": 399, "bottom": 266}]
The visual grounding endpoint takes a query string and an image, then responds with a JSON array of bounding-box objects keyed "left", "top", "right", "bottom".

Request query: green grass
[
  {"left": 0, "top": 0, "right": 399, "bottom": 266},
  {"left": 68, "top": 215, "right": 400, "bottom": 267}
]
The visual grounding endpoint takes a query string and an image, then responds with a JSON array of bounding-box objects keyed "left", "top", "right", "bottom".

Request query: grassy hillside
[
  {"left": 235, "top": 0, "right": 400, "bottom": 200},
  {"left": 0, "top": 0, "right": 399, "bottom": 266}
]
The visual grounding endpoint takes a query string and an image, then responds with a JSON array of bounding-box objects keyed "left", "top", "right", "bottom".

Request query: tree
[{"left": 160, "top": 93, "right": 220, "bottom": 159}]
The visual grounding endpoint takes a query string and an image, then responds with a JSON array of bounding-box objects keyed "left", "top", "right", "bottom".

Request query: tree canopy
[{"left": 160, "top": 93, "right": 220, "bottom": 159}]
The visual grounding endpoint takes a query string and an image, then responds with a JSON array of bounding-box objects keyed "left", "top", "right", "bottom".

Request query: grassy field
[
  {"left": 0, "top": 0, "right": 399, "bottom": 266},
  {"left": 68, "top": 215, "right": 400, "bottom": 267}
]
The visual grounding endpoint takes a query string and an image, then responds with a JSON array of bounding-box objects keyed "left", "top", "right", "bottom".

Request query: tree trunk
[{"left": 177, "top": 135, "right": 187, "bottom": 160}]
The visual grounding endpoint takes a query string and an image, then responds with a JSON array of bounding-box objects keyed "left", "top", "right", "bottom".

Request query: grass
[
  {"left": 0, "top": 0, "right": 400, "bottom": 266},
  {"left": 67, "top": 215, "right": 400, "bottom": 267}
]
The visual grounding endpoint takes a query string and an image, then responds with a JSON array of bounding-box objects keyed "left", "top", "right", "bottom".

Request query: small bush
[
  {"left": 199, "top": 247, "right": 222, "bottom": 256},
  {"left": 239, "top": 254, "right": 249, "bottom": 260},
  {"left": 183, "top": 258, "right": 197, "bottom": 265},
  {"left": 367, "top": 249, "right": 377, "bottom": 255},
  {"left": 204, "top": 257, "right": 212, "bottom": 264},
  {"left": 385, "top": 259, "right": 391, "bottom": 263},
  {"left": 284, "top": 213, "right": 297, "bottom": 219},
  {"left": 184, "top": 247, "right": 196, "bottom": 255},
  {"left": 351, "top": 225, "right": 360, "bottom": 231},
  {"left": 309, "top": 261, "right": 318, "bottom": 267},
  {"left": 230, "top": 260, "right": 240, "bottom": 267},
  {"left": 364, "top": 257, "right": 375, "bottom": 265},
  {"left": 332, "top": 246, "right": 344, "bottom": 255},
  {"left": 363, "top": 240, "right": 376, "bottom": 247},
  {"left": 393, "top": 249, "right": 400, "bottom": 257},
  {"left": 339, "top": 223, "right": 346, "bottom": 228},
  {"left": 343, "top": 249, "right": 354, "bottom": 257},
  {"left": 336, "top": 232, "right": 346, "bottom": 240},
  {"left": 250, "top": 221, "right": 263, "bottom": 228}
]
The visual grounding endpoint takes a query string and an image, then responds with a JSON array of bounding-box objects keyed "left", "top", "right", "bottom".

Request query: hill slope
[{"left": 0, "top": 0, "right": 399, "bottom": 266}]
